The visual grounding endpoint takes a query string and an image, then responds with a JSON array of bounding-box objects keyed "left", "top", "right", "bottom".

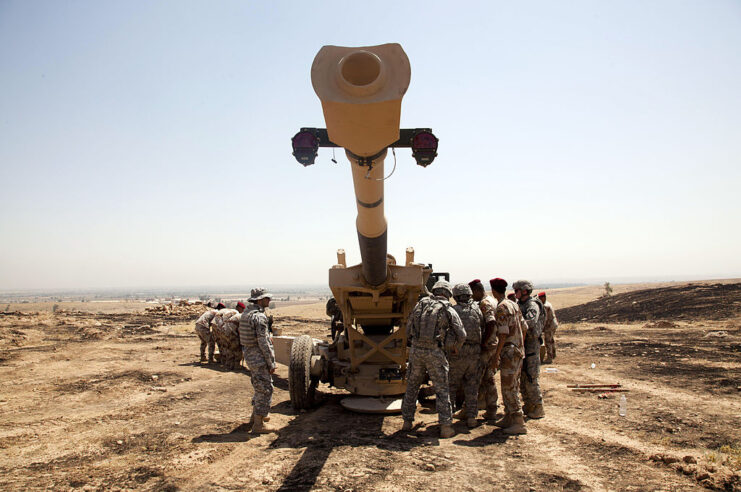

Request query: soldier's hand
[{"left": 269, "top": 367, "right": 276, "bottom": 374}]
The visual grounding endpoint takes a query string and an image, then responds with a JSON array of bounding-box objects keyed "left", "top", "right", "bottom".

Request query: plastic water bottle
[{"left": 619, "top": 394, "right": 627, "bottom": 417}]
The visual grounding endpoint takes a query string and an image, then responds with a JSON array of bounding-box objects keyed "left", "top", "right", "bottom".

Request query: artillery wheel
[{"left": 289, "top": 335, "right": 317, "bottom": 410}]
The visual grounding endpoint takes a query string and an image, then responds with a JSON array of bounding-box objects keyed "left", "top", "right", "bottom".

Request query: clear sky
[{"left": 1, "top": 0, "right": 740, "bottom": 291}]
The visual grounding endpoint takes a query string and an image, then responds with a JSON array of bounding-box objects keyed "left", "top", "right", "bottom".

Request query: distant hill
[{"left": 557, "top": 282, "right": 741, "bottom": 323}]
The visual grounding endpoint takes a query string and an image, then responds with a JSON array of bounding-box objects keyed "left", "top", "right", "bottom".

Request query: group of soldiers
[
  {"left": 193, "top": 288, "right": 277, "bottom": 433},
  {"left": 193, "top": 280, "right": 558, "bottom": 437},
  {"left": 400, "top": 277, "right": 559, "bottom": 438}
]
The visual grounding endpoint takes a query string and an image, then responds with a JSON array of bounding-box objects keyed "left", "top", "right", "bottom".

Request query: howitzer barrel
[{"left": 312, "top": 44, "right": 411, "bottom": 286}]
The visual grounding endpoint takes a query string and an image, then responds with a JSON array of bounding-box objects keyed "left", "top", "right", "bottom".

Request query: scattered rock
[
  {"left": 116, "top": 440, "right": 123, "bottom": 445},
  {"left": 662, "top": 455, "right": 680, "bottom": 464},
  {"left": 696, "top": 471, "right": 710, "bottom": 481},
  {"left": 151, "top": 375, "right": 158, "bottom": 381},
  {"left": 150, "top": 387, "right": 167, "bottom": 392},
  {"left": 424, "top": 463, "right": 435, "bottom": 472},
  {"left": 703, "top": 330, "right": 729, "bottom": 338},
  {"left": 681, "top": 464, "right": 696, "bottom": 475},
  {"left": 682, "top": 455, "right": 697, "bottom": 464}
]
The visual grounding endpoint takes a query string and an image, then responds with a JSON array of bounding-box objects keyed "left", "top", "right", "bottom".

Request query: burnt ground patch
[
  {"left": 54, "top": 369, "right": 184, "bottom": 394},
  {"left": 558, "top": 283, "right": 741, "bottom": 323}
]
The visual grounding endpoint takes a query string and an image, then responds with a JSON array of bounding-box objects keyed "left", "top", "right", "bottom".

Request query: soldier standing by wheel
[
  {"left": 514, "top": 280, "right": 546, "bottom": 419},
  {"left": 401, "top": 280, "right": 466, "bottom": 438},
  {"left": 538, "top": 292, "right": 559, "bottom": 364},
  {"left": 449, "top": 283, "right": 484, "bottom": 429},
  {"left": 239, "top": 289, "right": 276, "bottom": 433},
  {"left": 469, "top": 279, "right": 500, "bottom": 420}
]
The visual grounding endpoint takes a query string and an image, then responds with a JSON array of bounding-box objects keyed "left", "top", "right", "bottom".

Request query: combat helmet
[
  {"left": 431, "top": 280, "right": 453, "bottom": 298},
  {"left": 512, "top": 280, "right": 534, "bottom": 293},
  {"left": 452, "top": 283, "right": 473, "bottom": 298}
]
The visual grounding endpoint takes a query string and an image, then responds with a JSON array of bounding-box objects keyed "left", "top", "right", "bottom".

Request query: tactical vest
[
  {"left": 238, "top": 306, "right": 261, "bottom": 347},
  {"left": 412, "top": 297, "right": 451, "bottom": 349},
  {"left": 453, "top": 301, "right": 482, "bottom": 345},
  {"left": 520, "top": 297, "right": 546, "bottom": 339}
]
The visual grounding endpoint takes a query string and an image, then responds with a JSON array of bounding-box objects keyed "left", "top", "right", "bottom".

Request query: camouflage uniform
[
  {"left": 223, "top": 311, "right": 242, "bottom": 369},
  {"left": 211, "top": 309, "right": 237, "bottom": 365},
  {"left": 240, "top": 306, "right": 275, "bottom": 417},
  {"left": 449, "top": 300, "right": 484, "bottom": 419},
  {"left": 478, "top": 295, "right": 499, "bottom": 412},
  {"left": 493, "top": 299, "right": 525, "bottom": 417},
  {"left": 402, "top": 295, "right": 466, "bottom": 425},
  {"left": 518, "top": 297, "right": 545, "bottom": 408},
  {"left": 543, "top": 301, "right": 559, "bottom": 361},
  {"left": 194, "top": 309, "right": 217, "bottom": 360}
]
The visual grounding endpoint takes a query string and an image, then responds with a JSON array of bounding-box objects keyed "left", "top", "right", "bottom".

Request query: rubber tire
[{"left": 289, "top": 335, "right": 316, "bottom": 410}]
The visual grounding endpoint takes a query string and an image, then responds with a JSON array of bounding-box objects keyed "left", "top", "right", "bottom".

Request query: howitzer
[{"left": 273, "top": 43, "right": 440, "bottom": 412}]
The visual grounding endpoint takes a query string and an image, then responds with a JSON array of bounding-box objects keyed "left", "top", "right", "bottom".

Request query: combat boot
[
  {"left": 199, "top": 354, "right": 207, "bottom": 363},
  {"left": 503, "top": 414, "right": 527, "bottom": 435},
  {"left": 440, "top": 424, "right": 455, "bottom": 439},
  {"left": 493, "top": 414, "right": 512, "bottom": 429},
  {"left": 251, "top": 415, "right": 276, "bottom": 434},
  {"left": 483, "top": 407, "right": 498, "bottom": 421},
  {"left": 466, "top": 418, "right": 478, "bottom": 429},
  {"left": 401, "top": 420, "right": 413, "bottom": 432},
  {"left": 248, "top": 411, "right": 270, "bottom": 425},
  {"left": 208, "top": 354, "right": 214, "bottom": 364},
  {"left": 526, "top": 403, "right": 545, "bottom": 419}
]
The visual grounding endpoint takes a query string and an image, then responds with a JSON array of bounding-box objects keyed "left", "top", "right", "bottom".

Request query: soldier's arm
[
  {"left": 255, "top": 316, "right": 276, "bottom": 370},
  {"left": 448, "top": 308, "right": 466, "bottom": 350},
  {"left": 491, "top": 308, "right": 510, "bottom": 370},
  {"left": 523, "top": 305, "right": 539, "bottom": 332}
]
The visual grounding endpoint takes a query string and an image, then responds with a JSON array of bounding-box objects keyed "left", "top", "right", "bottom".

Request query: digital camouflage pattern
[
  {"left": 242, "top": 307, "right": 275, "bottom": 417},
  {"left": 494, "top": 298, "right": 526, "bottom": 416},
  {"left": 402, "top": 296, "right": 466, "bottom": 425},
  {"left": 449, "top": 300, "right": 483, "bottom": 418},
  {"left": 543, "top": 300, "right": 559, "bottom": 360},
  {"left": 519, "top": 297, "right": 545, "bottom": 407},
  {"left": 194, "top": 309, "right": 217, "bottom": 360}
]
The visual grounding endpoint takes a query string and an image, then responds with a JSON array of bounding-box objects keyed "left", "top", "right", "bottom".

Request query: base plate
[{"left": 340, "top": 397, "right": 403, "bottom": 414}]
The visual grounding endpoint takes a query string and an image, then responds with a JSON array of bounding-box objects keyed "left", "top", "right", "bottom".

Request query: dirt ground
[{"left": 1, "top": 284, "right": 740, "bottom": 491}]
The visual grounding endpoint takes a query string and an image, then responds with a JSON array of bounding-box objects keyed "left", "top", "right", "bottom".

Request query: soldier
[
  {"left": 488, "top": 278, "right": 527, "bottom": 434},
  {"left": 326, "top": 297, "right": 344, "bottom": 340},
  {"left": 239, "top": 288, "right": 276, "bottom": 433},
  {"left": 468, "top": 279, "right": 499, "bottom": 420},
  {"left": 212, "top": 305, "right": 238, "bottom": 366},
  {"left": 513, "top": 280, "right": 546, "bottom": 419},
  {"left": 448, "top": 283, "right": 484, "bottom": 429},
  {"left": 221, "top": 302, "right": 246, "bottom": 370},
  {"left": 401, "top": 280, "right": 466, "bottom": 438},
  {"left": 194, "top": 302, "right": 224, "bottom": 363},
  {"left": 538, "top": 292, "right": 559, "bottom": 364}
]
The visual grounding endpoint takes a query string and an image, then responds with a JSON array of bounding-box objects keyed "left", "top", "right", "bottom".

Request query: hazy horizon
[{"left": 2, "top": 1, "right": 740, "bottom": 290}]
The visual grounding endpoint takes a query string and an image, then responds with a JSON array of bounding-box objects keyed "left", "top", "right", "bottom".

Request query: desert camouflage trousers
[
  {"left": 520, "top": 335, "right": 543, "bottom": 407},
  {"left": 543, "top": 327, "right": 556, "bottom": 360},
  {"left": 478, "top": 348, "right": 499, "bottom": 412},
  {"left": 243, "top": 347, "right": 273, "bottom": 417},
  {"left": 448, "top": 344, "right": 482, "bottom": 419},
  {"left": 402, "top": 347, "right": 453, "bottom": 425},
  {"left": 213, "top": 327, "right": 242, "bottom": 369},
  {"left": 195, "top": 325, "right": 214, "bottom": 358},
  {"left": 499, "top": 344, "right": 524, "bottom": 416}
]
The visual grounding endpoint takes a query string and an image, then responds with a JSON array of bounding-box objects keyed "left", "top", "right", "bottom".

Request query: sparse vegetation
[{"left": 603, "top": 281, "right": 613, "bottom": 297}]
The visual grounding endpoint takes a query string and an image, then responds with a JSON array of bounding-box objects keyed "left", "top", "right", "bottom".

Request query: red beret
[
  {"left": 490, "top": 278, "right": 508, "bottom": 290},
  {"left": 538, "top": 292, "right": 546, "bottom": 298},
  {"left": 236, "top": 301, "right": 246, "bottom": 309},
  {"left": 468, "top": 279, "right": 482, "bottom": 287}
]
